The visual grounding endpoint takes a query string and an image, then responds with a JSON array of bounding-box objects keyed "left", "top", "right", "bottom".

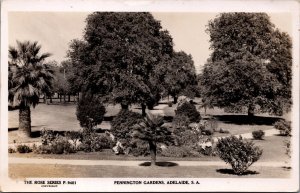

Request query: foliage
[
  {"left": 155, "top": 51, "right": 198, "bottom": 101},
  {"left": 76, "top": 93, "right": 106, "bottom": 129},
  {"left": 8, "top": 40, "right": 54, "bottom": 108},
  {"left": 172, "top": 114, "right": 190, "bottom": 130},
  {"left": 110, "top": 110, "right": 144, "bottom": 146},
  {"left": 132, "top": 112, "right": 173, "bottom": 165},
  {"left": 199, "top": 13, "right": 292, "bottom": 116},
  {"left": 126, "top": 139, "right": 150, "bottom": 157},
  {"left": 79, "top": 129, "right": 115, "bottom": 152},
  {"left": 8, "top": 40, "right": 54, "bottom": 136},
  {"left": 65, "top": 131, "right": 82, "bottom": 150},
  {"left": 175, "top": 101, "right": 201, "bottom": 123},
  {"left": 40, "top": 129, "right": 56, "bottom": 145},
  {"left": 67, "top": 12, "right": 173, "bottom": 108},
  {"left": 274, "top": 120, "right": 291, "bottom": 136},
  {"left": 168, "top": 101, "right": 173, "bottom": 107},
  {"left": 48, "top": 135, "right": 75, "bottom": 154},
  {"left": 8, "top": 147, "right": 16, "bottom": 153},
  {"left": 252, "top": 130, "right": 265, "bottom": 140},
  {"left": 216, "top": 135, "right": 263, "bottom": 175},
  {"left": 16, "top": 144, "right": 32, "bottom": 153}
]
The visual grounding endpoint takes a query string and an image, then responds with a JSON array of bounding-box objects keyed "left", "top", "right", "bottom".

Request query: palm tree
[
  {"left": 132, "top": 112, "right": 173, "bottom": 166},
  {"left": 8, "top": 40, "right": 54, "bottom": 137}
]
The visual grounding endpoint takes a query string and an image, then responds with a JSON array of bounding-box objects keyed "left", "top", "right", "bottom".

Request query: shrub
[
  {"left": 285, "top": 139, "right": 291, "bottom": 158},
  {"left": 219, "top": 128, "right": 230, "bottom": 134},
  {"left": 198, "top": 122, "right": 214, "bottom": 136},
  {"left": 79, "top": 129, "right": 115, "bottom": 152},
  {"left": 40, "top": 129, "right": 56, "bottom": 145},
  {"left": 252, "top": 130, "right": 265, "bottom": 140},
  {"left": 274, "top": 120, "right": 291, "bottom": 136},
  {"left": 76, "top": 94, "right": 106, "bottom": 130},
  {"left": 168, "top": 101, "right": 173, "bottom": 107},
  {"left": 110, "top": 110, "right": 144, "bottom": 147},
  {"left": 8, "top": 147, "right": 16, "bottom": 153},
  {"left": 173, "top": 128, "right": 201, "bottom": 147},
  {"left": 172, "top": 114, "right": 190, "bottom": 130},
  {"left": 65, "top": 131, "right": 82, "bottom": 151},
  {"left": 216, "top": 135, "right": 262, "bottom": 175},
  {"left": 17, "top": 144, "right": 32, "bottom": 153},
  {"left": 126, "top": 140, "right": 149, "bottom": 157},
  {"left": 175, "top": 101, "right": 201, "bottom": 123},
  {"left": 50, "top": 136, "right": 75, "bottom": 154}
]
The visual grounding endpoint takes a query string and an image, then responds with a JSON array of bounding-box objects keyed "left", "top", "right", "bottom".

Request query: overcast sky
[{"left": 8, "top": 12, "right": 292, "bottom": 73}]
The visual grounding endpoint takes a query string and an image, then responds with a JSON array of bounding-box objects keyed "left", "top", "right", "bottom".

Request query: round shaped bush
[
  {"left": 76, "top": 94, "right": 106, "bottom": 129},
  {"left": 252, "top": 130, "right": 265, "bottom": 140},
  {"left": 216, "top": 135, "right": 263, "bottom": 175},
  {"left": 175, "top": 101, "right": 201, "bottom": 123}
]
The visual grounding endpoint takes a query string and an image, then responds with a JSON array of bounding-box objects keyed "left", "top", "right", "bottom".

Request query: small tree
[
  {"left": 216, "top": 135, "right": 262, "bottom": 175},
  {"left": 132, "top": 112, "right": 173, "bottom": 166},
  {"left": 76, "top": 93, "right": 106, "bottom": 130},
  {"left": 175, "top": 101, "right": 201, "bottom": 123}
]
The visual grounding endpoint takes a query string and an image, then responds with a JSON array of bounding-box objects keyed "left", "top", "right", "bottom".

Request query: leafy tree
[
  {"left": 132, "top": 112, "right": 173, "bottom": 166},
  {"left": 8, "top": 40, "right": 53, "bottom": 137},
  {"left": 199, "top": 13, "right": 292, "bottom": 116},
  {"left": 67, "top": 12, "right": 173, "bottom": 115},
  {"left": 76, "top": 93, "right": 106, "bottom": 130},
  {"left": 156, "top": 51, "right": 198, "bottom": 104}
]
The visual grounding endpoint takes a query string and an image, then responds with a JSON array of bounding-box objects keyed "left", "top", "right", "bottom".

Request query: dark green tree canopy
[
  {"left": 155, "top": 51, "right": 198, "bottom": 101},
  {"left": 67, "top": 12, "right": 173, "bottom": 106},
  {"left": 200, "top": 13, "right": 292, "bottom": 116}
]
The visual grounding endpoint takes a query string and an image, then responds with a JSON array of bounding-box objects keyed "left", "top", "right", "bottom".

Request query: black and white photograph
[{"left": 0, "top": 0, "right": 299, "bottom": 192}]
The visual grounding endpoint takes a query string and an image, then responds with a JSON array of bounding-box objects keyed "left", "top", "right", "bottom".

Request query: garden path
[{"left": 9, "top": 157, "right": 288, "bottom": 167}]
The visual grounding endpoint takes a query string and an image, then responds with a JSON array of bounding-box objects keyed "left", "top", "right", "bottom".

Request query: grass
[{"left": 9, "top": 164, "right": 291, "bottom": 178}]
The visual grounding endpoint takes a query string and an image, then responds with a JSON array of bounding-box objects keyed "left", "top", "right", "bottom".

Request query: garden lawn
[{"left": 9, "top": 164, "right": 290, "bottom": 178}]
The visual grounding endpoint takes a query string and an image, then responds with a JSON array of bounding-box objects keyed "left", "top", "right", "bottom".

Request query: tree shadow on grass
[
  {"left": 216, "top": 168, "right": 259, "bottom": 176},
  {"left": 139, "top": 161, "right": 178, "bottom": 167},
  {"left": 213, "top": 115, "right": 282, "bottom": 126}
]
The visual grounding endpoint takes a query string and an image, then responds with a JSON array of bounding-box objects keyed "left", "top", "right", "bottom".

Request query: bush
[
  {"left": 168, "top": 101, "right": 173, "bottom": 107},
  {"left": 285, "top": 139, "right": 291, "bottom": 158},
  {"left": 50, "top": 136, "right": 75, "bottom": 154},
  {"left": 216, "top": 135, "right": 262, "bottom": 175},
  {"left": 198, "top": 123, "right": 214, "bottom": 136},
  {"left": 126, "top": 140, "right": 149, "bottom": 157},
  {"left": 110, "top": 110, "right": 144, "bottom": 147},
  {"left": 172, "top": 114, "right": 190, "bottom": 130},
  {"left": 274, "top": 120, "right": 291, "bottom": 136},
  {"left": 17, "top": 145, "right": 32, "bottom": 153},
  {"left": 219, "top": 128, "right": 230, "bottom": 134},
  {"left": 76, "top": 94, "right": 106, "bottom": 129},
  {"left": 79, "top": 129, "right": 115, "bottom": 152},
  {"left": 175, "top": 101, "right": 201, "bottom": 123},
  {"left": 65, "top": 131, "right": 82, "bottom": 151},
  {"left": 40, "top": 129, "right": 56, "bottom": 145},
  {"left": 8, "top": 147, "right": 16, "bottom": 153},
  {"left": 252, "top": 130, "right": 265, "bottom": 140}
]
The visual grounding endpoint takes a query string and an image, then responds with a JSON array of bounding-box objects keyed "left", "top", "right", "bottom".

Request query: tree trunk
[
  {"left": 173, "top": 95, "right": 178, "bottom": 104},
  {"left": 44, "top": 94, "right": 47, "bottom": 104},
  {"left": 141, "top": 103, "right": 146, "bottom": 117},
  {"left": 68, "top": 94, "right": 71, "bottom": 102},
  {"left": 19, "top": 105, "right": 31, "bottom": 137},
  {"left": 49, "top": 95, "right": 52, "bottom": 103},
  {"left": 63, "top": 94, "right": 66, "bottom": 103},
  {"left": 149, "top": 141, "right": 157, "bottom": 166},
  {"left": 121, "top": 103, "right": 129, "bottom": 110},
  {"left": 248, "top": 104, "right": 255, "bottom": 117},
  {"left": 59, "top": 94, "right": 62, "bottom": 103}
]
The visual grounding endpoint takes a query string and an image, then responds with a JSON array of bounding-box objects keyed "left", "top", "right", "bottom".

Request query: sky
[{"left": 8, "top": 12, "right": 292, "bottom": 74}]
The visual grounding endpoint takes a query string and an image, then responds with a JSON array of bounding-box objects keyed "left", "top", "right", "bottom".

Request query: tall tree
[
  {"left": 8, "top": 40, "right": 53, "bottom": 137},
  {"left": 199, "top": 13, "right": 292, "bottom": 116},
  {"left": 67, "top": 12, "right": 173, "bottom": 115},
  {"left": 156, "top": 51, "right": 198, "bottom": 104}
]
